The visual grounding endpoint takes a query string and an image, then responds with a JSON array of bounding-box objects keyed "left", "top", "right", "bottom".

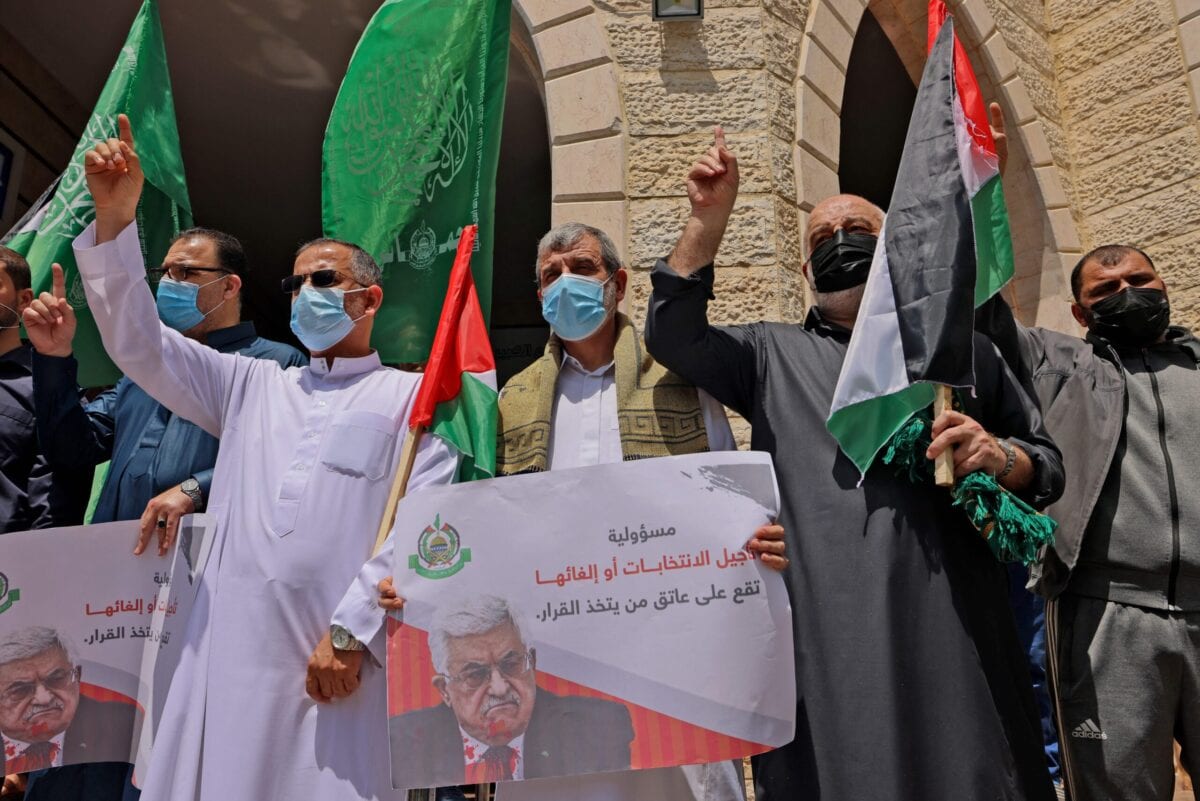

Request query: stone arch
[
  {"left": 794, "top": 0, "right": 1081, "bottom": 330},
  {"left": 511, "top": 0, "right": 628, "bottom": 261}
]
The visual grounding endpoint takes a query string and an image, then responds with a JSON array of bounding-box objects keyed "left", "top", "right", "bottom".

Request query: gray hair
[
  {"left": 0, "top": 627, "right": 79, "bottom": 669},
  {"left": 295, "top": 237, "right": 382, "bottom": 287},
  {"left": 534, "top": 223, "right": 622, "bottom": 281},
  {"left": 428, "top": 595, "right": 530, "bottom": 675}
]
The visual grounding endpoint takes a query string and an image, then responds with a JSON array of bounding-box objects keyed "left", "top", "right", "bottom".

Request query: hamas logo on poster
[
  {"left": 408, "top": 514, "right": 471, "bottom": 580},
  {"left": 0, "top": 573, "right": 20, "bottom": 614}
]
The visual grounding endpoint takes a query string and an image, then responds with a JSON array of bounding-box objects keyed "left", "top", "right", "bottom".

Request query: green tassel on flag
[{"left": 878, "top": 405, "right": 1057, "bottom": 566}]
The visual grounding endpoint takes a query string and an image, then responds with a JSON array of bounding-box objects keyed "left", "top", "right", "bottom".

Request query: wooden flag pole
[
  {"left": 371, "top": 423, "right": 427, "bottom": 557},
  {"left": 933, "top": 385, "right": 955, "bottom": 488}
]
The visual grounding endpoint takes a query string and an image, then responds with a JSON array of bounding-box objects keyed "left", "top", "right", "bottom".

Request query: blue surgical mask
[
  {"left": 541, "top": 273, "right": 613, "bottom": 342},
  {"left": 290, "top": 284, "right": 367, "bottom": 352},
  {"left": 156, "top": 276, "right": 228, "bottom": 332}
]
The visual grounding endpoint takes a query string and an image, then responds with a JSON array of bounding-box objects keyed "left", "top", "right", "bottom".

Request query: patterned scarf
[{"left": 496, "top": 314, "right": 709, "bottom": 475}]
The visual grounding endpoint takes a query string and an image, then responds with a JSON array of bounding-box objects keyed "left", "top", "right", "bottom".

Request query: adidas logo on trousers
[{"left": 1071, "top": 719, "right": 1107, "bottom": 740}]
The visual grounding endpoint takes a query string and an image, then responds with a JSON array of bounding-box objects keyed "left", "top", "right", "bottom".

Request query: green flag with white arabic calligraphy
[
  {"left": 321, "top": 0, "right": 510, "bottom": 364},
  {"left": 2, "top": 0, "right": 191, "bottom": 387}
]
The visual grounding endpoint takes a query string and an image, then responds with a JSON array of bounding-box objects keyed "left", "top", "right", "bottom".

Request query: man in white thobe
[
  {"left": 365, "top": 223, "right": 788, "bottom": 801},
  {"left": 23, "top": 116, "right": 457, "bottom": 801}
]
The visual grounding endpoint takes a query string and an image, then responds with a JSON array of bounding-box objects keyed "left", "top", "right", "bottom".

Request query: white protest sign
[
  {"left": 387, "top": 451, "right": 795, "bottom": 789},
  {"left": 0, "top": 516, "right": 212, "bottom": 778}
]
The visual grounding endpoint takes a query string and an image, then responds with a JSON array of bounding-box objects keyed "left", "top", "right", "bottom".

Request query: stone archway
[
  {"left": 512, "top": 0, "right": 628, "bottom": 260},
  {"left": 794, "top": 0, "right": 1082, "bottom": 331}
]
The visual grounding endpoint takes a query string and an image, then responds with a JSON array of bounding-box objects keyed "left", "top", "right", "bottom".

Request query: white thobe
[
  {"left": 506, "top": 354, "right": 743, "bottom": 801},
  {"left": 74, "top": 222, "right": 458, "bottom": 801}
]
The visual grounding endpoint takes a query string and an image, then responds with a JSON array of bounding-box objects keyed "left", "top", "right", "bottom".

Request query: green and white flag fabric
[
  {"left": 826, "top": 14, "right": 1014, "bottom": 477},
  {"left": 322, "top": 0, "right": 511, "bottom": 365},
  {"left": 2, "top": 0, "right": 191, "bottom": 387}
]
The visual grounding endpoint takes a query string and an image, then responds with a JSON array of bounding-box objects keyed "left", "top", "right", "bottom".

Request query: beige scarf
[{"left": 496, "top": 314, "right": 709, "bottom": 475}]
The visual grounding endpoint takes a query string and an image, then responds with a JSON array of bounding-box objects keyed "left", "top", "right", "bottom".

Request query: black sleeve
[
  {"left": 971, "top": 333, "right": 1065, "bottom": 509},
  {"left": 644, "top": 260, "right": 760, "bottom": 418},
  {"left": 974, "top": 294, "right": 1047, "bottom": 402},
  {"left": 32, "top": 353, "right": 116, "bottom": 469},
  {"left": 26, "top": 451, "right": 92, "bottom": 529}
]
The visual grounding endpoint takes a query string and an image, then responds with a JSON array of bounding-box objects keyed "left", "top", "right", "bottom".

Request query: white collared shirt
[{"left": 547, "top": 353, "right": 735, "bottom": 470}]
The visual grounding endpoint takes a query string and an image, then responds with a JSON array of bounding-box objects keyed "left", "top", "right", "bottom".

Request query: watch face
[{"left": 182, "top": 479, "right": 200, "bottom": 493}]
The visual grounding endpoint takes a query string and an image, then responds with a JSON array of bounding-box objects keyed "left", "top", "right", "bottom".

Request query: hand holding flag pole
[{"left": 370, "top": 224, "right": 483, "bottom": 558}]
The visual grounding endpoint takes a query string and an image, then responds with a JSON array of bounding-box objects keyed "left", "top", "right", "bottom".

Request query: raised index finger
[
  {"left": 51, "top": 264, "right": 66, "bottom": 301},
  {"left": 713, "top": 124, "right": 726, "bottom": 151},
  {"left": 988, "top": 102, "right": 1005, "bottom": 136},
  {"left": 117, "top": 114, "right": 134, "bottom": 147}
]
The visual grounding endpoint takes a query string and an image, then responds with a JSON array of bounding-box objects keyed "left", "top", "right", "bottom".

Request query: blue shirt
[
  {"left": 0, "top": 343, "right": 89, "bottom": 532},
  {"left": 32, "top": 321, "right": 306, "bottom": 523}
]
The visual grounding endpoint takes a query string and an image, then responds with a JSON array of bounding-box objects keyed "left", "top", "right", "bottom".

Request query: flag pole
[
  {"left": 371, "top": 423, "right": 426, "bottom": 557},
  {"left": 933, "top": 385, "right": 955, "bottom": 487}
]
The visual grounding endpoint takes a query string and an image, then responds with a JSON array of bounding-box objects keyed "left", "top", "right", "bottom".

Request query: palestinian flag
[
  {"left": 408, "top": 224, "right": 497, "bottom": 482},
  {"left": 826, "top": 12, "right": 1014, "bottom": 477}
]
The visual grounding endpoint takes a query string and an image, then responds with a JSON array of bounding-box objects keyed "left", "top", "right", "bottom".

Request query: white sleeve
[
  {"left": 331, "top": 433, "right": 459, "bottom": 664},
  {"left": 698, "top": 388, "right": 737, "bottom": 452},
  {"left": 73, "top": 221, "right": 248, "bottom": 437}
]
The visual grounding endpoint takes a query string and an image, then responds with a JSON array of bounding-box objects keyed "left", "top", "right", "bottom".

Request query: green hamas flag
[
  {"left": 2, "top": 0, "right": 191, "bottom": 387},
  {"left": 322, "top": 0, "right": 511, "bottom": 364}
]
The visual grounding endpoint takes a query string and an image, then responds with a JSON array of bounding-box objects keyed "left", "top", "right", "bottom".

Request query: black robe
[{"left": 645, "top": 263, "right": 1063, "bottom": 801}]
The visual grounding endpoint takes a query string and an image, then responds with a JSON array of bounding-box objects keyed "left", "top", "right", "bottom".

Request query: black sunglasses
[{"left": 280, "top": 269, "right": 362, "bottom": 295}]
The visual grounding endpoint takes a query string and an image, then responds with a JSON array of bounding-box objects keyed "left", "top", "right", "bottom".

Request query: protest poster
[
  {"left": 387, "top": 451, "right": 795, "bottom": 789},
  {"left": 0, "top": 516, "right": 212, "bottom": 778}
]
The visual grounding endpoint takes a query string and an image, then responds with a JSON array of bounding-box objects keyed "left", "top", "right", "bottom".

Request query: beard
[{"left": 814, "top": 283, "right": 866, "bottom": 326}]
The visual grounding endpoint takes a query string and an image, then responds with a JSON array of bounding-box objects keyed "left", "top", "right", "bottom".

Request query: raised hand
[
  {"left": 685, "top": 125, "right": 739, "bottom": 220},
  {"left": 83, "top": 113, "right": 143, "bottom": 241},
  {"left": 988, "top": 101, "right": 1008, "bottom": 178},
  {"left": 23, "top": 263, "right": 77, "bottom": 358}
]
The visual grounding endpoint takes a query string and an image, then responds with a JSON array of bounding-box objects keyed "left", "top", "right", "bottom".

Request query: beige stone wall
[
  {"left": 1048, "top": 0, "right": 1200, "bottom": 328},
  {"left": 595, "top": 0, "right": 809, "bottom": 338},
  {"left": 519, "top": 0, "right": 1200, "bottom": 348}
]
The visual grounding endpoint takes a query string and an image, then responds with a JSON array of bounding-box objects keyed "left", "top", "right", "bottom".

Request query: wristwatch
[
  {"left": 180, "top": 477, "right": 205, "bottom": 512},
  {"left": 995, "top": 438, "right": 1017, "bottom": 479},
  {"left": 330, "top": 624, "right": 365, "bottom": 652}
]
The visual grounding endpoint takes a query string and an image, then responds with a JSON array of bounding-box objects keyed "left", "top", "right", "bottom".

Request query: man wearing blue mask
[
  {"left": 23, "top": 228, "right": 304, "bottom": 801},
  {"left": 367, "top": 221, "right": 788, "bottom": 801},
  {"left": 22, "top": 114, "right": 458, "bottom": 801}
]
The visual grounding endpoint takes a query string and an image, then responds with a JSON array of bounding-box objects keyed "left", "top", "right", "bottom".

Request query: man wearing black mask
[
  {"left": 980, "top": 243, "right": 1200, "bottom": 801},
  {"left": 645, "top": 129, "right": 1064, "bottom": 801}
]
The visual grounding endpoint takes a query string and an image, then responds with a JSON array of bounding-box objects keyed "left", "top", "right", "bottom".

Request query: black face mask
[
  {"left": 809, "top": 230, "right": 877, "bottom": 292},
  {"left": 1085, "top": 286, "right": 1171, "bottom": 347}
]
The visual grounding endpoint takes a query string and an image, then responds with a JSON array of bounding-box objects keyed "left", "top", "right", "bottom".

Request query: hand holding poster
[
  {"left": 387, "top": 451, "right": 795, "bottom": 789},
  {"left": 0, "top": 517, "right": 210, "bottom": 779}
]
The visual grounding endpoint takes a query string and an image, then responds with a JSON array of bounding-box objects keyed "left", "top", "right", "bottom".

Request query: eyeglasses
[
  {"left": 280, "top": 269, "right": 363, "bottom": 295},
  {"left": 149, "top": 265, "right": 232, "bottom": 282},
  {"left": 441, "top": 650, "right": 533, "bottom": 691},
  {"left": 0, "top": 666, "right": 80, "bottom": 708}
]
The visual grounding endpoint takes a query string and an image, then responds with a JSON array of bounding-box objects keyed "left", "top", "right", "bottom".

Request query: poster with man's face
[
  {"left": 387, "top": 452, "right": 795, "bottom": 789},
  {"left": 0, "top": 517, "right": 210, "bottom": 775}
]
